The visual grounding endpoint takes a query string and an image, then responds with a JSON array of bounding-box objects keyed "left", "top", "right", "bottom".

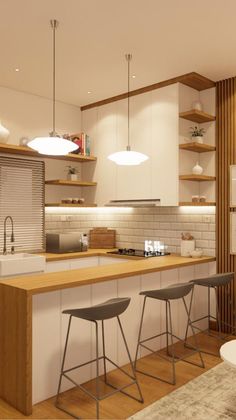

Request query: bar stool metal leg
[
  {"left": 134, "top": 296, "right": 147, "bottom": 369},
  {"left": 101, "top": 320, "right": 107, "bottom": 383},
  {"left": 167, "top": 300, "right": 176, "bottom": 384},
  {"left": 55, "top": 315, "right": 76, "bottom": 418},
  {"left": 95, "top": 321, "right": 100, "bottom": 419},
  {"left": 184, "top": 287, "right": 194, "bottom": 343},
  {"left": 117, "top": 316, "right": 144, "bottom": 403},
  {"left": 208, "top": 286, "right": 211, "bottom": 335},
  {"left": 182, "top": 297, "right": 205, "bottom": 368}
]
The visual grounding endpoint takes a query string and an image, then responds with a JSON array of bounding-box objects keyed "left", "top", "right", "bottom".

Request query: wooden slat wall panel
[{"left": 216, "top": 78, "right": 236, "bottom": 332}]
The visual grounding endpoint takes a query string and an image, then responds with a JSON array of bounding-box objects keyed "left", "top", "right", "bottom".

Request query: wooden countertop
[
  {"left": 43, "top": 249, "right": 140, "bottom": 261},
  {"left": 0, "top": 254, "right": 215, "bottom": 296}
]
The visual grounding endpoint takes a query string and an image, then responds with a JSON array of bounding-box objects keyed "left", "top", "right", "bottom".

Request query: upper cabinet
[
  {"left": 82, "top": 84, "right": 179, "bottom": 206},
  {"left": 82, "top": 81, "right": 215, "bottom": 207}
]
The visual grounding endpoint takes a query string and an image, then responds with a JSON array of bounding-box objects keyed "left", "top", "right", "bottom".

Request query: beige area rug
[{"left": 129, "top": 363, "right": 236, "bottom": 420}]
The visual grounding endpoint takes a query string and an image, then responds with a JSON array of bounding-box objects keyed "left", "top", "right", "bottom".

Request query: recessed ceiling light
[
  {"left": 87, "top": 91, "right": 92, "bottom": 94},
  {"left": 15, "top": 68, "right": 20, "bottom": 72},
  {"left": 132, "top": 75, "right": 136, "bottom": 78}
]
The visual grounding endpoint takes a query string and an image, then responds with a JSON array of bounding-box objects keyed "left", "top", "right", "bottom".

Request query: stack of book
[{"left": 70, "top": 132, "right": 91, "bottom": 156}]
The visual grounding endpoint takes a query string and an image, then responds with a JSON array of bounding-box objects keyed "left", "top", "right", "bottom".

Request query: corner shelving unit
[
  {"left": 178, "top": 85, "right": 216, "bottom": 207},
  {"left": 179, "top": 109, "right": 216, "bottom": 124}
]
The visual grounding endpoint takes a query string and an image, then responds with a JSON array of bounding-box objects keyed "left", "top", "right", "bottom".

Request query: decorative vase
[
  {"left": 192, "top": 162, "right": 203, "bottom": 175},
  {"left": 67, "top": 174, "right": 78, "bottom": 181},
  {"left": 192, "top": 100, "right": 203, "bottom": 111},
  {"left": 0, "top": 121, "right": 9, "bottom": 143},
  {"left": 192, "top": 135, "right": 203, "bottom": 144}
]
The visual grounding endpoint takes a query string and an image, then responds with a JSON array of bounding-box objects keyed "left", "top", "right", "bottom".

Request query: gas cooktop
[{"left": 107, "top": 248, "right": 170, "bottom": 258}]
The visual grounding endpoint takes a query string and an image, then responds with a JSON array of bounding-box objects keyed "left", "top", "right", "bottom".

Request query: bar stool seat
[
  {"left": 135, "top": 282, "right": 204, "bottom": 385},
  {"left": 63, "top": 297, "right": 130, "bottom": 321},
  {"left": 140, "top": 282, "right": 193, "bottom": 301},
  {"left": 191, "top": 272, "right": 234, "bottom": 288},
  {"left": 185, "top": 272, "right": 235, "bottom": 357},
  {"left": 56, "top": 297, "right": 143, "bottom": 419}
]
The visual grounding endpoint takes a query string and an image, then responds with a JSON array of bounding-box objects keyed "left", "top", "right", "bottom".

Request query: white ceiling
[{"left": 0, "top": 0, "right": 236, "bottom": 107}]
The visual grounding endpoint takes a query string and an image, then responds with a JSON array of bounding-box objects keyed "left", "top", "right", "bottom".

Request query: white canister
[{"left": 181, "top": 240, "right": 195, "bottom": 257}]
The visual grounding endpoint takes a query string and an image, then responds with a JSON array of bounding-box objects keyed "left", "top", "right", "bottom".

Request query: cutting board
[{"left": 89, "top": 228, "right": 116, "bottom": 249}]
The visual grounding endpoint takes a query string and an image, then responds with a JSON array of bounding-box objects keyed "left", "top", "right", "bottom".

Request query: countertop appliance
[
  {"left": 46, "top": 233, "right": 86, "bottom": 253},
  {"left": 107, "top": 248, "right": 170, "bottom": 258}
]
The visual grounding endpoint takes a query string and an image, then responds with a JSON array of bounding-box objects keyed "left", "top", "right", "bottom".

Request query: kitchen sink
[{"left": 0, "top": 253, "right": 46, "bottom": 277}]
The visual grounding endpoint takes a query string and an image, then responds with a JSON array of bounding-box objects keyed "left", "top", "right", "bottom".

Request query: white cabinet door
[
  {"left": 92, "top": 103, "right": 117, "bottom": 206},
  {"left": 140, "top": 272, "right": 161, "bottom": 357},
  {"left": 32, "top": 291, "right": 61, "bottom": 404},
  {"left": 151, "top": 84, "right": 179, "bottom": 205},
  {"left": 91, "top": 280, "right": 118, "bottom": 378},
  {"left": 116, "top": 94, "right": 152, "bottom": 200},
  {"left": 45, "top": 260, "right": 70, "bottom": 273},
  {"left": 70, "top": 256, "right": 99, "bottom": 269},
  {"left": 117, "top": 275, "right": 141, "bottom": 364}
]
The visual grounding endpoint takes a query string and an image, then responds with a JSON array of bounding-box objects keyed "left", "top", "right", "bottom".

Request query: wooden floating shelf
[
  {"left": 179, "top": 202, "right": 216, "bottom": 206},
  {"left": 45, "top": 203, "right": 97, "bottom": 207},
  {"left": 179, "top": 142, "right": 216, "bottom": 153},
  {"left": 45, "top": 179, "right": 97, "bottom": 187},
  {"left": 179, "top": 175, "right": 216, "bottom": 182},
  {"left": 179, "top": 109, "right": 216, "bottom": 124},
  {"left": 0, "top": 143, "right": 97, "bottom": 162}
]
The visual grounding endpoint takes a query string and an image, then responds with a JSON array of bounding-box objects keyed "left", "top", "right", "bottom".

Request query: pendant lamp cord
[
  {"left": 50, "top": 19, "right": 58, "bottom": 136},
  {"left": 125, "top": 54, "right": 132, "bottom": 151}
]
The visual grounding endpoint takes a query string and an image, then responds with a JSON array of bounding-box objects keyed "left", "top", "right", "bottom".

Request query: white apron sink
[{"left": 0, "top": 253, "right": 45, "bottom": 277}]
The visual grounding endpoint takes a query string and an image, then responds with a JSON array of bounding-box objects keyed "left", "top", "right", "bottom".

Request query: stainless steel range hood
[{"left": 105, "top": 199, "right": 161, "bottom": 207}]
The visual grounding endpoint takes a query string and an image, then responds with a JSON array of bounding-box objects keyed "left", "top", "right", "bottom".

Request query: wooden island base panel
[{"left": 0, "top": 254, "right": 215, "bottom": 416}]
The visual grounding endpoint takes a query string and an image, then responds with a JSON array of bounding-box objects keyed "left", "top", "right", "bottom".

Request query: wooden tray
[{"left": 89, "top": 228, "right": 116, "bottom": 249}]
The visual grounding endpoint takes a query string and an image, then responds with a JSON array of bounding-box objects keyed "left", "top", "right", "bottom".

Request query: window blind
[{"left": 0, "top": 156, "right": 45, "bottom": 253}]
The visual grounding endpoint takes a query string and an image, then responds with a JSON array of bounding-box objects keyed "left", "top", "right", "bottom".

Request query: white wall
[
  {"left": 0, "top": 85, "right": 81, "bottom": 145},
  {"left": 0, "top": 85, "right": 82, "bottom": 206}
]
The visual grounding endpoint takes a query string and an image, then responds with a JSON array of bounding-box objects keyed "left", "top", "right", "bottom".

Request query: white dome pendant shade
[
  {"left": 108, "top": 147, "right": 148, "bottom": 166},
  {"left": 108, "top": 54, "right": 149, "bottom": 166},
  {"left": 28, "top": 136, "right": 78, "bottom": 156},
  {"left": 28, "top": 20, "right": 78, "bottom": 156}
]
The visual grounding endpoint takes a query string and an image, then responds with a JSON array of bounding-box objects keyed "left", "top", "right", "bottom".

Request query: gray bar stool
[
  {"left": 134, "top": 282, "right": 205, "bottom": 385},
  {"left": 185, "top": 272, "right": 235, "bottom": 356},
  {"left": 55, "top": 297, "right": 144, "bottom": 419}
]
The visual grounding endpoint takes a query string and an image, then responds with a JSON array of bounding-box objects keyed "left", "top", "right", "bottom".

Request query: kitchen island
[{"left": 0, "top": 252, "right": 216, "bottom": 416}]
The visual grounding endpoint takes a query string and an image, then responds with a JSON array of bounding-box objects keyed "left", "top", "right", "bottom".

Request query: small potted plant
[
  {"left": 66, "top": 166, "right": 79, "bottom": 181},
  {"left": 189, "top": 126, "right": 206, "bottom": 144}
]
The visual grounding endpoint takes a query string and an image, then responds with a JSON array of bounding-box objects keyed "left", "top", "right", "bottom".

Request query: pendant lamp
[
  {"left": 28, "top": 20, "right": 78, "bottom": 156},
  {"left": 108, "top": 54, "right": 148, "bottom": 166}
]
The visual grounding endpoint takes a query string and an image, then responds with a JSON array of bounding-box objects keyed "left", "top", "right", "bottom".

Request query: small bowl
[{"left": 190, "top": 249, "right": 203, "bottom": 258}]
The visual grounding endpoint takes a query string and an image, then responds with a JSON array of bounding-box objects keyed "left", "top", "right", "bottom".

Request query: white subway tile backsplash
[{"left": 45, "top": 206, "right": 216, "bottom": 256}]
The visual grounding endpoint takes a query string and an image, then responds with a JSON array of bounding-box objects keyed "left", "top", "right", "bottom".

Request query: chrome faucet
[{"left": 3, "top": 216, "right": 15, "bottom": 255}]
